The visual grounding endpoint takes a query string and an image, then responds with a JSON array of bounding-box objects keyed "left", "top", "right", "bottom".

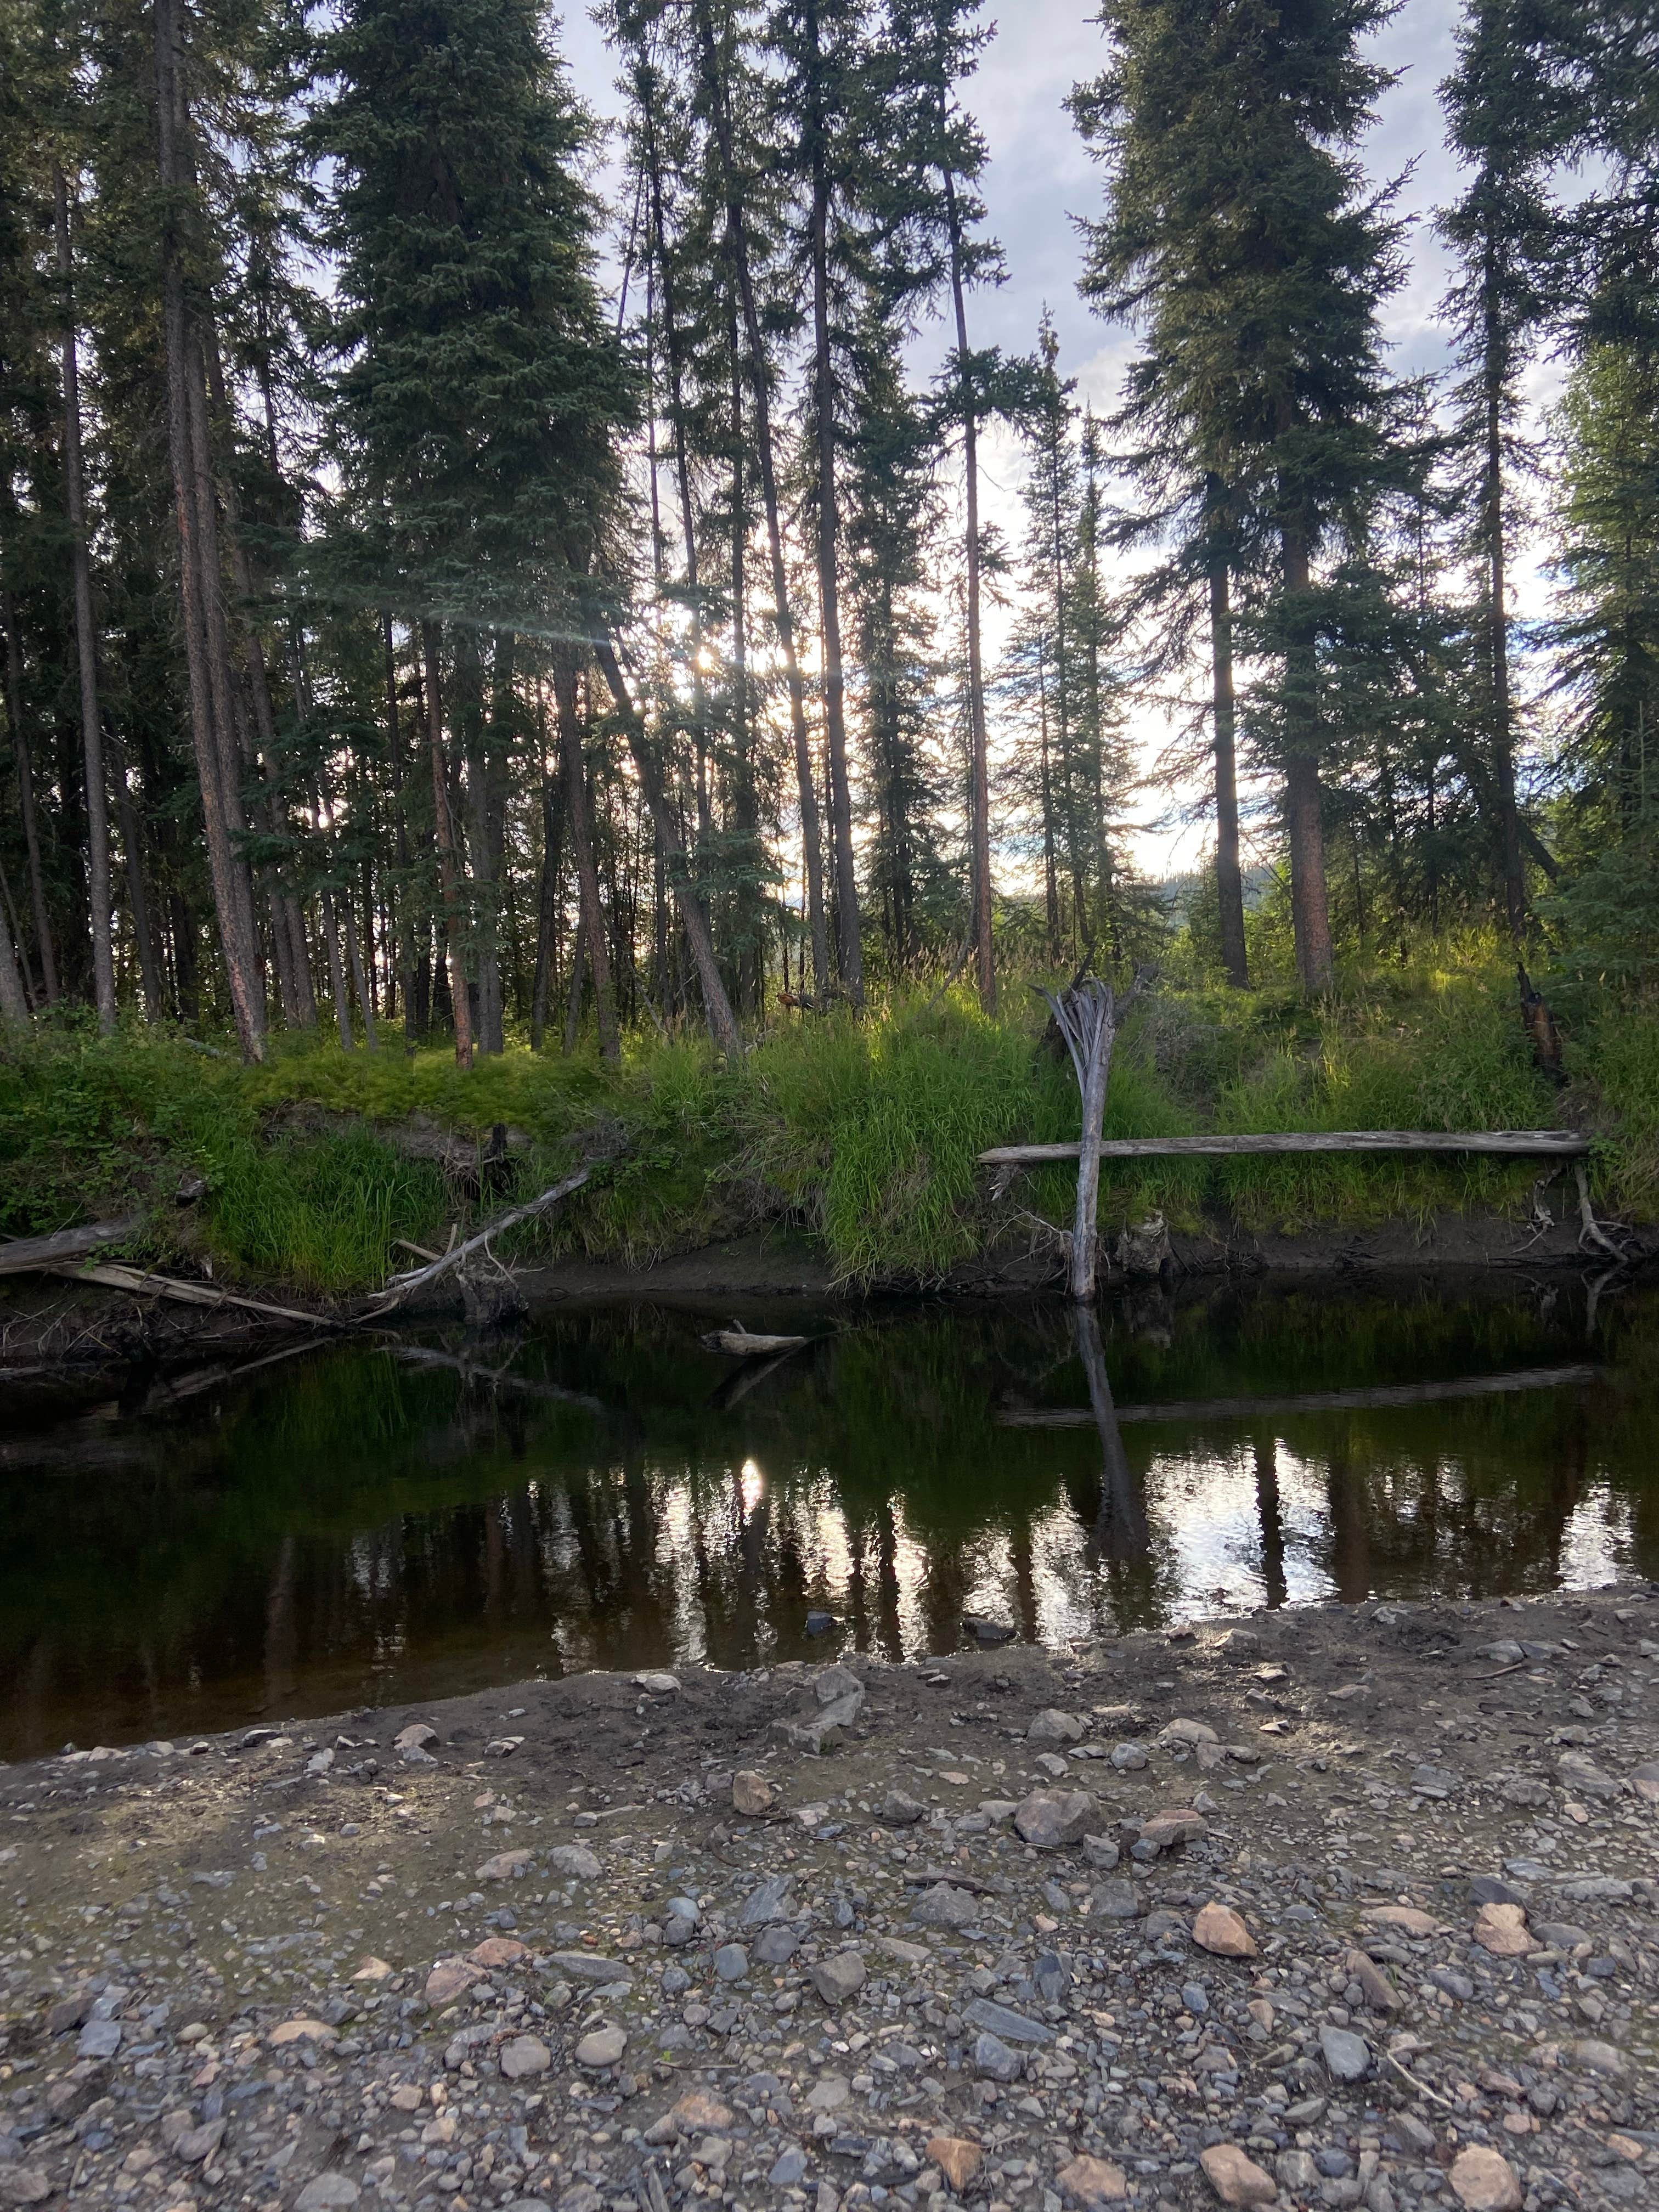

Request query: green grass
[{"left": 3, "top": 957, "right": 1652, "bottom": 1297}]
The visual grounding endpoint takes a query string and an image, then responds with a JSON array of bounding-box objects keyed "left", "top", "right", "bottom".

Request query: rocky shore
[{"left": 1, "top": 1590, "right": 1656, "bottom": 2212}]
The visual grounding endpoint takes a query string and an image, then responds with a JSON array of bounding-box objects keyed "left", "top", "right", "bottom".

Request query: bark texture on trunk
[
  {"left": 1280, "top": 520, "right": 1334, "bottom": 996},
  {"left": 942, "top": 138, "right": 993, "bottom": 1011},
  {"left": 55, "top": 168, "right": 116, "bottom": 1032},
  {"left": 421, "top": 622, "right": 473, "bottom": 1067},
  {"left": 0, "top": 876, "right": 30, "bottom": 1023},
  {"left": 1484, "top": 279, "right": 1527, "bottom": 944},
  {"left": 694, "top": 0, "right": 830, "bottom": 1007},
  {"left": 551, "top": 651, "right": 618, "bottom": 1065},
  {"left": 1205, "top": 503, "right": 1249, "bottom": 989},
  {"left": 592, "top": 637, "right": 742, "bottom": 1058},
  {"left": 806, "top": 42, "right": 862, "bottom": 1008},
  {"left": 154, "top": 0, "right": 265, "bottom": 1058},
  {"left": 1, "top": 590, "right": 59, "bottom": 1003}
]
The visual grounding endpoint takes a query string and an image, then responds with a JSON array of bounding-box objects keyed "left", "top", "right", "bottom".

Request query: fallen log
[
  {"left": 368, "top": 1163, "right": 595, "bottom": 1312},
  {"left": 47, "top": 1260, "right": 336, "bottom": 1329},
  {"left": 998, "top": 1361, "right": 1599, "bottom": 1429},
  {"left": 0, "top": 1215, "right": 143, "bottom": 1277},
  {"left": 979, "top": 1128, "right": 1591, "bottom": 1165},
  {"left": 701, "top": 1326, "right": 811, "bottom": 1357}
]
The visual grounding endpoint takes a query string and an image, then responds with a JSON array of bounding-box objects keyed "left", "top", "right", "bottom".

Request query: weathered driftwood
[
  {"left": 369, "top": 1164, "right": 594, "bottom": 1312},
  {"left": 48, "top": 1260, "right": 331, "bottom": 1328},
  {"left": 1039, "top": 979, "right": 1120, "bottom": 1301},
  {"left": 998, "top": 1360, "right": 1599, "bottom": 1429},
  {"left": 701, "top": 1327, "right": 810, "bottom": 1357},
  {"left": 980, "top": 1128, "right": 1591, "bottom": 1165},
  {"left": 0, "top": 1215, "right": 142, "bottom": 1277}
]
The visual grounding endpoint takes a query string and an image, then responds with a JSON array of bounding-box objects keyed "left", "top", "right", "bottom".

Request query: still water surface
[{"left": 3, "top": 1269, "right": 1656, "bottom": 1759}]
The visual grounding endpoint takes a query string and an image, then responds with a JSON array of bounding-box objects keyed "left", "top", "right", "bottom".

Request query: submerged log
[
  {"left": 998, "top": 1361, "right": 1599, "bottom": 1429},
  {"left": 979, "top": 1128, "right": 1591, "bottom": 1165},
  {"left": 701, "top": 1326, "right": 810, "bottom": 1358}
]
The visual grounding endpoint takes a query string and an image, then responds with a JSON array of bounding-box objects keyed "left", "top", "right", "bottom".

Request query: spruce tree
[{"left": 1074, "top": 0, "right": 1408, "bottom": 995}]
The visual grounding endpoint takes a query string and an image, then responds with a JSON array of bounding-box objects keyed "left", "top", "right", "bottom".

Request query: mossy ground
[{"left": 2, "top": 955, "right": 1651, "bottom": 1297}]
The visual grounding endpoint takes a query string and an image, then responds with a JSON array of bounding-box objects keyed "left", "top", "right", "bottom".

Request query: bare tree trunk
[
  {"left": 806, "top": 58, "right": 862, "bottom": 1008},
  {"left": 420, "top": 621, "right": 473, "bottom": 1067},
  {"left": 111, "top": 740, "right": 163, "bottom": 1018},
  {"left": 55, "top": 167, "right": 116, "bottom": 1032},
  {"left": 695, "top": 0, "right": 830, "bottom": 1007},
  {"left": 1484, "top": 277, "right": 1526, "bottom": 944},
  {"left": 154, "top": 0, "right": 264, "bottom": 1059},
  {"left": 942, "top": 141, "right": 994, "bottom": 1012},
  {"left": 1205, "top": 490, "right": 1249, "bottom": 989},
  {"left": 592, "top": 637, "right": 742, "bottom": 1057},
  {"left": 0, "top": 867, "right": 30, "bottom": 1023},
  {"left": 343, "top": 896, "right": 377, "bottom": 1049},
  {"left": 552, "top": 650, "right": 617, "bottom": 1065},
  {"left": 562, "top": 907, "right": 587, "bottom": 1057},
  {"left": 2, "top": 588, "right": 59, "bottom": 1003},
  {"left": 1280, "top": 517, "right": 1334, "bottom": 995},
  {"left": 384, "top": 616, "right": 418, "bottom": 1048}
]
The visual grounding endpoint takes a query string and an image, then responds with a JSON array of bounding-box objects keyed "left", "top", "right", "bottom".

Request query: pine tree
[
  {"left": 1074, "top": 0, "right": 1409, "bottom": 995},
  {"left": 1438, "top": 0, "right": 1574, "bottom": 943}
]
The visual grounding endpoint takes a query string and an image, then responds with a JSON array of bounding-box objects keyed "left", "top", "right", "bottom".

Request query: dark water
[{"left": 3, "top": 1269, "right": 1657, "bottom": 1761}]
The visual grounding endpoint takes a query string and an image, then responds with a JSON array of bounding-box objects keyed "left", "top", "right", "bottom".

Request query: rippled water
[{"left": 2, "top": 1268, "right": 1655, "bottom": 1759}]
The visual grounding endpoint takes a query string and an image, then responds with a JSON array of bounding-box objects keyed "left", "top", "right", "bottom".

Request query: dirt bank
[
  {"left": 5, "top": 1208, "right": 1654, "bottom": 1400},
  {"left": 1, "top": 1588, "right": 1655, "bottom": 2212}
]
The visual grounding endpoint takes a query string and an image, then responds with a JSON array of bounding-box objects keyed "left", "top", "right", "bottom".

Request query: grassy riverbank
[{"left": 3, "top": 957, "right": 1655, "bottom": 1295}]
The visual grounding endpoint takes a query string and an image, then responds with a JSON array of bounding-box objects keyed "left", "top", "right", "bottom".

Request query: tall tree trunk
[
  {"left": 805, "top": 25, "right": 862, "bottom": 1007},
  {"left": 941, "top": 135, "right": 993, "bottom": 1011},
  {"left": 551, "top": 650, "right": 618, "bottom": 1065},
  {"left": 1280, "top": 516, "right": 1335, "bottom": 995},
  {"left": 592, "top": 637, "right": 742, "bottom": 1057},
  {"left": 343, "top": 896, "right": 377, "bottom": 1049},
  {"left": 1037, "top": 636, "right": 1060, "bottom": 962},
  {"left": 421, "top": 620, "right": 473, "bottom": 1066},
  {"left": 0, "top": 867, "right": 30, "bottom": 1023},
  {"left": 531, "top": 729, "right": 562, "bottom": 1053},
  {"left": 384, "top": 616, "right": 419, "bottom": 1049},
  {"left": 1484, "top": 272, "right": 1526, "bottom": 944},
  {"left": 55, "top": 168, "right": 116, "bottom": 1033},
  {"left": 111, "top": 740, "right": 163, "bottom": 1018},
  {"left": 320, "top": 885, "right": 353, "bottom": 1048},
  {"left": 1, "top": 588, "right": 59, "bottom": 1003},
  {"left": 154, "top": 0, "right": 264, "bottom": 1058},
  {"left": 1205, "top": 485, "right": 1249, "bottom": 988},
  {"left": 695, "top": 0, "right": 830, "bottom": 1006}
]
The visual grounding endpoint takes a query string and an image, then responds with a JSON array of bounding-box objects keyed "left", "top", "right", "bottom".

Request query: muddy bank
[
  {"left": 4, "top": 1209, "right": 1653, "bottom": 1398},
  {"left": 1, "top": 1590, "right": 1656, "bottom": 2212}
]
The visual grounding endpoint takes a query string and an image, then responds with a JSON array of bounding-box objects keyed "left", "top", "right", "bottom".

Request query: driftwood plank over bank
[{"left": 979, "top": 1128, "right": 1592, "bottom": 1165}]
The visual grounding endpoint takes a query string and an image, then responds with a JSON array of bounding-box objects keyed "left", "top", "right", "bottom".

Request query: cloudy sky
[{"left": 555, "top": 1, "right": 1539, "bottom": 877}]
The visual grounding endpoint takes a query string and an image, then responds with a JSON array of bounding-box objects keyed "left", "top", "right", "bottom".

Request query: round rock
[
  {"left": 574, "top": 2025, "right": 627, "bottom": 2069},
  {"left": 1448, "top": 2147, "right": 1522, "bottom": 2212},
  {"left": 499, "top": 2034, "right": 551, "bottom": 2080}
]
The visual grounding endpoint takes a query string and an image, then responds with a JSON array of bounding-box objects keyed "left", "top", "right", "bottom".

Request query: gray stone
[
  {"left": 910, "top": 1883, "right": 979, "bottom": 1929},
  {"left": 879, "top": 1790, "right": 925, "bottom": 1826},
  {"left": 1531, "top": 1922, "right": 1591, "bottom": 1950},
  {"left": 499, "top": 2034, "right": 551, "bottom": 2080},
  {"left": 1013, "top": 1787, "right": 1094, "bottom": 1848},
  {"left": 1468, "top": 1876, "right": 1524, "bottom": 1908},
  {"left": 174, "top": 2118, "right": 225, "bottom": 2164},
  {"left": 811, "top": 1952, "right": 866, "bottom": 2005},
  {"left": 549, "top": 1953, "right": 634, "bottom": 1985},
  {"left": 574, "top": 2026, "right": 628, "bottom": 2068},
  {"left": 1566, "top": 2038, "right": 1627, "bottom": 2077},
  {"left": 1090, "top": 1880, "right": 1142, "bottom": 1921},
  {"left": 963, "top": 1998, "right": 1054, "bottom": 2046},
  {"left": 1109, "top": 1742, "right": 1148, "bottom": 1771},
  {"left": 754, "top": 1924, "right": 800, "bottom": 1964},
  {"left": 76, "top": 2020, "right": 121, "bottom": 2061},
  {"left": 771, "top": 2151, "right": 809, "bottom": 2188},
  {"left": 546, "top": 1844, "right": 601, "bottom": 1881},
  {"left": 713, "top": 1944, "right": 749, "bottom": 1982},
  {"left": 1027, "top": 1708, "right": 1084, "bottom": 1745},
  {"left": 971, "top": 2032, "right": 1022, "bottom": 2083},
  {"left": 1082, "top": 1834, "right": 1120, "bottom": 1870},
  {"left": 1318, "top": 2025, "right": 1371, "bottom": 2083},
  {"left": 296, "top": 2180, "right": 361, "bottom": 2212},
  {"left": 738, "top": 1876, "right": 795, "bottom": 1926},
  {"left": 1409, "top": 1764, "right": 1460, "bottom": 1798},
  {"left": 814, "top": 1664, "right": 863, "bottom": 1707},
  {"left": 1278, "top": 2151, "right": 1322, "bottom": 2193}
]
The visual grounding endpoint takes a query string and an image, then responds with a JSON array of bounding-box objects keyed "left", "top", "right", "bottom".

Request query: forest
[{"left": 2, "top": 0, "right": 1658, "bottom": 1285}]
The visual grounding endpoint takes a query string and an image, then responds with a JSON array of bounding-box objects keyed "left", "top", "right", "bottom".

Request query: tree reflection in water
[{"left": 2, "top": 1271, "right": 1656, "bottom": 1757}]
